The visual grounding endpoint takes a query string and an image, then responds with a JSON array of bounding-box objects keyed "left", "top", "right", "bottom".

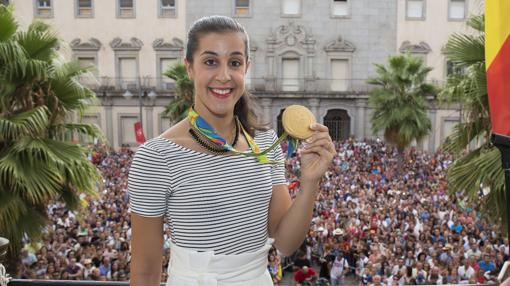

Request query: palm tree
[
  {"left": 440, "top": 15, "right": 506, "bottom": 230},
  {"left": 163, "top": 63, "right": 194, "bottom": 122},
  {"left": 0, "top": 5, "right": 102, "bottom": 274},
  {"left": 367, "top": 54, "right": 434, "bottom": 172}
]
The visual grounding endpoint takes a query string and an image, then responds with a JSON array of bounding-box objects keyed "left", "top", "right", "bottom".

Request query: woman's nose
[{"left": 215, "top": 63, "right": 231, "bottom": 83}]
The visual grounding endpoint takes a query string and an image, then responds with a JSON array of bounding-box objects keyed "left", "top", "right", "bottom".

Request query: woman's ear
[{"left": 184, "top": 58, "right": 193, "bottom": 81}]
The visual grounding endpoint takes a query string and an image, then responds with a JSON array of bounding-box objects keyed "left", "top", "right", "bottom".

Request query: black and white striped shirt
[{"left": 128, "top": 129, "right": 287, "bottom": 254}]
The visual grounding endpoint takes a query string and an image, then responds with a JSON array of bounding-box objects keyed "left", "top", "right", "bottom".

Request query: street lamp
[{"left": 122, "top": 80, "right": 157, "bottom": 133}]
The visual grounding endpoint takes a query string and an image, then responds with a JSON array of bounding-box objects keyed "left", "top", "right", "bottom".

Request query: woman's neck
[{"left": 192, "top": 105, "right": 236, "bottom": 140}]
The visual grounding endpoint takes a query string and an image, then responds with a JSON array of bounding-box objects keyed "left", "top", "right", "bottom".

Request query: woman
[{"left": 129, "top": 15, "right": 335, "bottom": 286}]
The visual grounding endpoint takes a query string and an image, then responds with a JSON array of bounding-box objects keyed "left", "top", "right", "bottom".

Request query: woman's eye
[
  {"left": 204, "top": 59, "right": 216, "bottom": 66},
  {"left": 231, "top": 60, "right": 242, "bottom": 67}
]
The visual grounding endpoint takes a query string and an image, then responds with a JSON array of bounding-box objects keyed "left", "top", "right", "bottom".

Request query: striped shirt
[{"left": 128, "top": 129, "right": 287, "bottom": 254}]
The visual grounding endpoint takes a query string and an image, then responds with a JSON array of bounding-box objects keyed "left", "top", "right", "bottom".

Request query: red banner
[{"left": 134, "top": 121, "right": 145, "bottom": 144}]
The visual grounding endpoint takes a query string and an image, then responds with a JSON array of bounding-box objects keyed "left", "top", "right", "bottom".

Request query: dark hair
[{"left": 186, "top": 15, "right": 268, "bottom": 136}]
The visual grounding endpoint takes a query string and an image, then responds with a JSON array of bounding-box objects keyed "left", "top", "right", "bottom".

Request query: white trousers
[{"left": 166, "top": 238, "right": 275, "bottom": 286}]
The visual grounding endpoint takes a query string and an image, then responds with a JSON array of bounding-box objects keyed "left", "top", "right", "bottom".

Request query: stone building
[{"left": 5, "top": 0, "right": 484, "bottom": 151}]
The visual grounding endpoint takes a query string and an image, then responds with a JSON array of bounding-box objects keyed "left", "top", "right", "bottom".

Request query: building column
[
  {"left": 307, "top": 98, "right": 320, "bottom": 123},
  {"left": 145, "top": 105, "right": 154, "bottom": 139},
  {"left": 355, "top": 99, "right": 367, "bottom": 140},
  {"left": 428, "top": 109, "right": 437, "bottom": 152},
  {"left": 103, "top": 99, "right": 114, "bottom": 146},
  {"left": 260, "top": 97, "right": 273, "bottom": 127}
]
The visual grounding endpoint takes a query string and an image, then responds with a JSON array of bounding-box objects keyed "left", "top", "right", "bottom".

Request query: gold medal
[{"left": 282, "top": 105, "right": 316, "bottom": 140}]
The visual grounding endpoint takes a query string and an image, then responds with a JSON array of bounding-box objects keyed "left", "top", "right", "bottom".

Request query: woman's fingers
[
  {"left": 304, "top": 138, "right": 336, "bottom": 153},
  {"left": 309, "top": 123, "right": 329, "bottom": 133}
]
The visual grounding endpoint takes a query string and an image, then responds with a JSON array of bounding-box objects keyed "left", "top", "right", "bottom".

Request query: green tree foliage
[{"left": 0, "top": 5, "right": 103, "bottom": 274}]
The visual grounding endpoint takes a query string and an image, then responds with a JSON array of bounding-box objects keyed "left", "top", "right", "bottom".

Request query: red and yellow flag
[{"left": 485, "top": 1, "right": 510, "bottom": 137}]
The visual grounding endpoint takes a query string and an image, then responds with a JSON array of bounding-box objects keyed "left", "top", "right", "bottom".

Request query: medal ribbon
[{"left": 187, "top": 107, "right": 299, "bottom": 164}]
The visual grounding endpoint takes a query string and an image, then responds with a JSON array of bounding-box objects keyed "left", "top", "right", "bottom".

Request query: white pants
[{"left": 166, "top": 238, "right": 275, "bottom": 286}]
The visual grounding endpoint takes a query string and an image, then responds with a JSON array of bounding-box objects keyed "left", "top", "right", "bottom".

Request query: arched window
[{"left": 324, "top": 109, "right": 350, "bottom": 141}]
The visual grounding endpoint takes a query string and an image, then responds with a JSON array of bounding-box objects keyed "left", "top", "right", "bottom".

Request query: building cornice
[
  {"left": 152, "top": 38, "right": 184, "bottom": 51},
  {"left": 399, "top": 41, "right": 431, "bottom": 54},
  {"left": 324, "top": 36, "right": 356, "bottom": 53},
  {"left": 110, "top": 37, "right": 143, "bottom": 51},
  {"left": 70, "top": 38, "right": 102, "bottom": 51}
]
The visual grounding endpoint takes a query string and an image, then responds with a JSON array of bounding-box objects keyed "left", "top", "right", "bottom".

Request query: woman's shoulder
[{"left": 136, "top": 119, "right": 190, "bottom": 156}]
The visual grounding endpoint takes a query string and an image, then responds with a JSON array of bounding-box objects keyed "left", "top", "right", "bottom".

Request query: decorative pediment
[
  {"left": 266, "top": 22, "right": 315, "bottom": 53},
  {"left": 324, "top": 36, "right": 356, "bottom": 53},
  {"left": 399, "top": 41, "right": 431, "bottom": 54},
  {"left": 110, "top": 37, "right": 143, "bottom": 51},
  {"left": 152, "top": 37, "right": 184, "bottom": 51},
  {"left": 70, "top": 38, "right": 102, "bottom": 51}
]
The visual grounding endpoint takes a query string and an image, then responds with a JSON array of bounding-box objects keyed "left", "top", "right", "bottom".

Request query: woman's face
[{"left": 185, "top": 32, "right": 249, "bottom": 119}]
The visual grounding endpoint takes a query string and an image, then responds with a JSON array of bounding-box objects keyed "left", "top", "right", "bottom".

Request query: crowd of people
[
  {"left": 278, "top": 139, "right": 509, "bottom": 285},
  {"left": 18, "top": 144, "right": 134, "bottom": 281},
  {"left": 16, "top": 139, "right": 509, "bottom": 285}
]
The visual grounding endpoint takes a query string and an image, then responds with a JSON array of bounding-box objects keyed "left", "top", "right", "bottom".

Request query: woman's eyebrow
[{"left": 199, "top": 50, "right": 245, "bottom": 57}]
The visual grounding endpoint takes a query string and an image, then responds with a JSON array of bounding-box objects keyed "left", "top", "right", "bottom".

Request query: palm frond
[
  {"left": 49, "top": 123, "right": 104, "bottom": 141},
  {"left": 0, "top": 106, "right": 49, "bottom": 140},
  {"left": 443, "top": 121, "right": 489, "bottom": 154},
  {"left": 466, "top": 14, "right": 484, "bottom": 32},
  {"left": 0, "top": 41, "right": 27, "bottom": 81},
  {"left": 0, "top": 153, "right": 62, "bottom": 204},
  {"left": 448, "top": 146, "right": 504, "bottom": 206},
  {"left": 14, "top": 21, "right": 58, "bottom": 62},
  {"left": 443, "top": 33, "right": 485, "bottom": 68},
  {"left": 49, "top": 61, "right": 96, "bottom": 112},
  {"left": 0, "top": 5, "right": 17, "bottom": 42},
  {"left": 163, "top": 63, "right": 194, "bottom": 122}
]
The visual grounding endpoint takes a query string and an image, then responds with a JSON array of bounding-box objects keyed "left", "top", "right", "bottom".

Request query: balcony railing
[
  {"left": 77, "top": 76, "right": 445, "bottom": 97},
  {"left": 4, "top": 280, "right": 497, "bottom": 286}
]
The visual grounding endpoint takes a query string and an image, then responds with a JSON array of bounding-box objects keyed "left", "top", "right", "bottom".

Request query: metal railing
[
  {"left": 7, "top": 281, "right": 145, "bottom": 286},
  {"left": 77, "top": 76, "right": 446, "bottom": 95},
  {"left": 4, "top": 279, "right": 498, "bottom": 286},
  {"left": 76, "top": 76, "right": 377, "bottom": 93}
]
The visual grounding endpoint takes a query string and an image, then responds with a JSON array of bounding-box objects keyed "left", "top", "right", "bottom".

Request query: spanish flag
[{"left": 485, "top": 1, "right": 510, "bottom": 139}]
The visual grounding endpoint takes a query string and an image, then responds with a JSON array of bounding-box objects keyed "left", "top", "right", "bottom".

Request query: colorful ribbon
[{"left": 187, "top": 107, "right": 299, "bottom": 164}]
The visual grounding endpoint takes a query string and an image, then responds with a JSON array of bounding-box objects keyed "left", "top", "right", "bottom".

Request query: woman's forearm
[
  {"left": 130, "top": 270, "right": 162, "bottom": 286},
  {"left": 273, "top": 179, "right": 319, "bottom": 256}
]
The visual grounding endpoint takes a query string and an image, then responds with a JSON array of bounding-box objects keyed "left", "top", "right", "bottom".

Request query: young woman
[{"left": 128, "top": 15, "right": 336, "bottom": 286}]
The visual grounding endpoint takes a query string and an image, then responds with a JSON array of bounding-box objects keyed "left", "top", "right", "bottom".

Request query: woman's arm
[
  {"left": 268, "top": 181, "right": 318, "bottom": 256},
  {"left": 130, "top": 213, "right": 164, "bottom": 286},
  {"left": 268, "top": 124, "right": 335, "bottom": 256}
]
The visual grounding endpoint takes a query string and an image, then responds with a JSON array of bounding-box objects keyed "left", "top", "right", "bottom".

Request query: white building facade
[{"left": 4, "top": 0, "right": 484, "bottom": 151}]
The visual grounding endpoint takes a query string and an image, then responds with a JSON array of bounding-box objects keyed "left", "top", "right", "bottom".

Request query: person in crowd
[{"left": 294, "top": 266, "right": 318, "bottom": 286}]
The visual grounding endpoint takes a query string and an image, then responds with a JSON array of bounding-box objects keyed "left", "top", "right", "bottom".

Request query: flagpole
[{"left": 492, "top": 134, "right": 510, "bottom": 239}]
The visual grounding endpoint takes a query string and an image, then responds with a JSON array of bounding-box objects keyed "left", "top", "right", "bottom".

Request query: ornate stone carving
[
  {"left": 70, "top": 38, "right": 102, "bottom": 51},
  {"left": 399, "top": 41, "right": 431, "bottom": 54},
  {"left": 152, "top": 37, "right": 184, "bottom": 51},
  {"left": 324, "top": 36, "right": 356, "bottom": 53},
  {"left": 266, "top": 22, "right": 316, "bottom": 54},
  {"left": 109, "top": 37, "right": 143, "bottom": 51}
]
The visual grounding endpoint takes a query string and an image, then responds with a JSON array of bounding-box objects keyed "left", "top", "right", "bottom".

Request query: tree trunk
[{"left": 396, "top": 147, "right": 404, "bottom": 177}]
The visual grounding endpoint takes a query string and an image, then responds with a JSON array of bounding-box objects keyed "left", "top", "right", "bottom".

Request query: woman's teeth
[{"left": 211, "top": 88, "right": 232, "bottom": 95}]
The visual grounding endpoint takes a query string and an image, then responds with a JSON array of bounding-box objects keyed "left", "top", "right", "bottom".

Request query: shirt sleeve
[
  {"left": 269, "top": 129, "right": 288, "bottom": 186},
  {"left": 128, "top": 143, "right": 171, "bottom": 217}
]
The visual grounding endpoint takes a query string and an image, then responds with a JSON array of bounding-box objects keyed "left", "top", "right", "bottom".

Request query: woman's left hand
[{"left": 299, "top": 123, "right": 336, "bottom": 183}]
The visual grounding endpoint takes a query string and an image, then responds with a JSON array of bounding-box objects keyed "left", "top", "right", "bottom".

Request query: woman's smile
[{"left": 209, "top": 87, "right": 234, "bottom": 99}]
